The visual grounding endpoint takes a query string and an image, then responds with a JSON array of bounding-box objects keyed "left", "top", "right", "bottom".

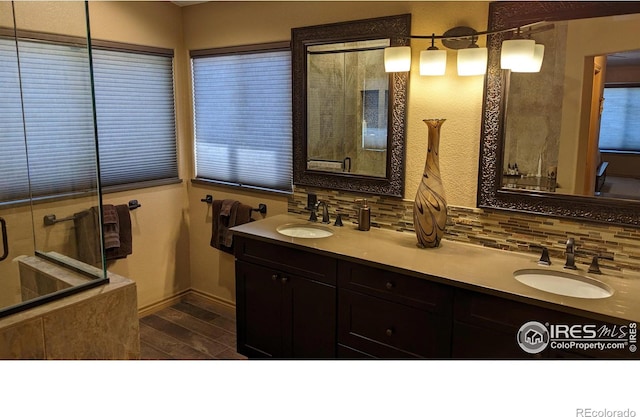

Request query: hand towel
[
  {"left": 102, "top": 204, "right": 120, "bottom": 250},
  {"left": 211, "top": 200, "right": 254, "bottom": 254},
  {"left": 225, "top": 203, "right": 253, "bottom": 247},
  {"left": 220, "top": 199, "right": 236, "bottom": 217},
  {"left": 106, "top": 204, "right": 133, "bottom": 260},
  {"left": 74, "top": 206, "right": 102, "bottom": 267},
  {"left": 222, "top": 201, "right": 241, "bottom": 248}
]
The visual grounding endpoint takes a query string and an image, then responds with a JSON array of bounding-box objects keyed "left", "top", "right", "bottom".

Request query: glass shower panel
[
  {"left": 0, "top": 1, "right": 107, "bottom": 318},
  {"left": 0, "top": 1, "right": 35, "bottom": 314}
]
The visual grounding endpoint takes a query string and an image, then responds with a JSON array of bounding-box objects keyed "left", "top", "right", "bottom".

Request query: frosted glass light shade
[
  {"left": 420, "top": 49, "right": 447, "bottom": 76},
  {"left": 384, "top": 46, "right": 411, "bottom": 72},
  {"left": 500, "top": 38, "right": 535, "bottom": 69},
  {"left": 457, "top": 47, "right": 488, "bottom": 76},
  {"left": 511, "top": 44, "right": 545, "bottom": 73}
]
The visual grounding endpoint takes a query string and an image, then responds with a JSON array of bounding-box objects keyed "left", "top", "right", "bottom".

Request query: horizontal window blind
[
  {"left": 92, "top": 49, "right": 178, "bottom": 186},
  {"left": 0, "top": 39, "right": 30, "bottom": 202},
  {"left": 192, "top": 48, "right": 292, "bottom": 192},
  {"left": 1, "top": 38, "right": 97, "bottom": 202},
  {"left": 0, "top": 36, "right": 178, "bottom": 204},
  {"left": 599, "top": 86, "right": 640, "bottom": 152}
]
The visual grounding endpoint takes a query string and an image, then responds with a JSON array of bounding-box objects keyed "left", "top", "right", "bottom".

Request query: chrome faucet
[
  {"left": 564, "top": 238, "right": 577, "bottom": 269},
  {"left": 315, "top": 201, "right": 330, "bottom": 224}
]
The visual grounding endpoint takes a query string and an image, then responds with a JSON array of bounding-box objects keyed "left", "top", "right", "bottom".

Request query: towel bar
[
  {"left": 44, "top": 200, "right": 141, "bottom": 226},
  {"left": 128, "top": 200, "right": 141, "bottom": 210},
  {"left": 200, "top": 195, "right": 267, "bottom": 215},
  {"left": 251, "top": 203, "right": 267, "bottom": 215}
]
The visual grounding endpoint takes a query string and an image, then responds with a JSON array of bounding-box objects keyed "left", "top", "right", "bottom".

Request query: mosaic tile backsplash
[{"left": 289, "top": 186, "right": 640, "bottom": 274}]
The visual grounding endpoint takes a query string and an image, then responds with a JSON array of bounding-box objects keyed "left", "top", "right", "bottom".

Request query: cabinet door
[
  {"left": 284, "top": 275, "right": 336, "bottom": 358},
  {"left": 338, "top": 288, "right": 451, "bottom": 358},
  {"left": 236, "top": 261, "right": 284, "bottom": 358},
  {"left": 236, "top": 260, "right": 337, "bottom": 359}
]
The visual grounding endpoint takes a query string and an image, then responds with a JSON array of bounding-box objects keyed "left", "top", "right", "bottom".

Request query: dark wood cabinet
[
  {"left": 337, "top": 261, "right": 453, "bottom": 358},
  {"left": 453, "top": 289, "right": 637, "bottom": 359},
  {"left": 235, "top": 261, "right": 284, "bottom": 358},
  {"left": 235, "top": 236, "right": 336, "bottom": 358},
  {"left": 234, "top": 235, "right": 636, "bottom": 359}
]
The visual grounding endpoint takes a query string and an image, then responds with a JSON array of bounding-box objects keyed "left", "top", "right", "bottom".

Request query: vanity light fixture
[
  {"left": 384, "top": 45, "right": 412, "bottom": 72},
  {"left": 500, "top": 27, "right": 536, "bottom": 70},
  {"left": 420, "top": 34, "right": 447, "bottom": 76},
  {"left": 457, "top": 44, "right": 488, "bottom": 76},
  {"left": 511, "top": 42, "right": 545, "bottom": 73},
  {"left": 384, "top": 22, "right": 549, "bottom": 76},
  {"left": 456, "top": 38, "right": 488, "bottom": 76},
  {"left": 443, "top": 26, "right": 487, "bottom": 76},
  {"left": 502, "top": 27, "right": 546, "bottom": 72}
]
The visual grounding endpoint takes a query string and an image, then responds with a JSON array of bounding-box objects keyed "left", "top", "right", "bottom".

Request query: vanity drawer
[
  {"left": 338, "top": 288, "right": 451, "bottom": 358},
  {"left": 452, "top": 321, "right": 536, "bottom": 359},
  {"left": 454, "top": 288, "right": 555, "bottom": 333},
  {"left": 337, "top": 260, "right": 453, "bottom": 313},
  {"left": 454, "top": 289, "right": 638, "bottom": 359},
  {"left": 235, "top": 236, "right": 336, "bottom": 285}
]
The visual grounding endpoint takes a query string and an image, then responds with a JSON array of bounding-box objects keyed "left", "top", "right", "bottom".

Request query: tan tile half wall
[
  {"left": 289, "top": 186, "right": 640, "bottom": 275},
  {"left": 0, "top": 258, "right": 140, "bottom": 359}
]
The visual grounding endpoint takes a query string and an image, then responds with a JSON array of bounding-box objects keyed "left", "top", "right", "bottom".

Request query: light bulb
[
  {"left": 384, "top": 46, "right": 411, "bottom": 72},
  {"left": 457, "top": 46, "right": 487, "bottom": 76},
  {"left": 420, "top": 48, "right": 447, "bottom": 76},
  {"left": 501, "top": 38, "right": 535, "bottom": 70},
  {"left": 511, "top": 43, "right": 545, "bottom": 73}
]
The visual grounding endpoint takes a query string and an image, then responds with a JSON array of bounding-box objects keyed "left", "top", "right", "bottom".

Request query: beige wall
[
  {"left": 87, "top": 1, "right": 192, "bottom": 310},
  {"left": 3, "top": 1, "right": 489, "bottom": 311},
  {"left": 183, "top": 1, "right": 488, "bottom": 304},
  {"left": 183, "top": 1, "right": 487, "bottom": 208}
]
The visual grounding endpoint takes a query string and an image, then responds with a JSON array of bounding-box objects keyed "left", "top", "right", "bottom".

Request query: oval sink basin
[
  {"left": 276, "top": 223, "right": 334, "bottom": 239},
  {"left": 514, "top": 269, "right": 613, "bottom": 299}
]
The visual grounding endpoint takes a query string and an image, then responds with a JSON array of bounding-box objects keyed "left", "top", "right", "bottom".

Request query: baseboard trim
[
  {"left": 137, "top": 289, "right": 236, "bottom": 318},
  {"left": 185, "top": 290, "right": 237, "bottom": 318},
  {"left": 137, "top": 290, "right": 191, "bottom": 318}
]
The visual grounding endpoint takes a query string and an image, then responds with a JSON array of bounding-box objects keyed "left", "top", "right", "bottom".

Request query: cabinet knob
[
  {"left": 385, "top": 328, "right": 394, "bottom": 337},
  {"left": 271, "top": 274, "right": 278, "bottom": 281},
  {"left": 385, "top": 281, "right": 394, "bottom": 290},
  {"left": 281, "top": 276, "right": 289, "bottom": 284}
]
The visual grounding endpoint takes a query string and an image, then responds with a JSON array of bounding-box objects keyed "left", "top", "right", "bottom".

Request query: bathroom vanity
[{"left": 232, "top": 214, "right": 640, "bottom": 359}]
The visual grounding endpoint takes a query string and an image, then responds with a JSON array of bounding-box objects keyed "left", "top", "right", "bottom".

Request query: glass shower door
[
  {"left": 0, "top": 1, "right": 107, "bottom": 318},
  {"left": 0, "top": 1, "right": 37, "bottom": 314}
]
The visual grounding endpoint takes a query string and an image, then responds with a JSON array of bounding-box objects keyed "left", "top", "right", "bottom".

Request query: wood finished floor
[{"left": 139, "top": 296, "right": 246, "bottom": 360}]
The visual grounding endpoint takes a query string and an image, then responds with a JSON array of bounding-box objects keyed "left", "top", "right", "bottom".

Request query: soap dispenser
[{"left": 355, "top": 199, "right": 371, "bottom": 231}]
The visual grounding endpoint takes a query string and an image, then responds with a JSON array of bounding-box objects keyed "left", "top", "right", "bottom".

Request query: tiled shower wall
[{"left": 289, "top": 186, "right": 640, "bottom": 274}]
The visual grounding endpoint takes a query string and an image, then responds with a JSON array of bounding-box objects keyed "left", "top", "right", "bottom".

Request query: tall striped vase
[{"left": 413, "top": 119, "right": 448, "bottom": 248}]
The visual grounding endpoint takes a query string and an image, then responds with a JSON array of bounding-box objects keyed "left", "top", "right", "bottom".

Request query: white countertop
[{"left": 232, "top": 214, "right": 640, "bottom": 323}]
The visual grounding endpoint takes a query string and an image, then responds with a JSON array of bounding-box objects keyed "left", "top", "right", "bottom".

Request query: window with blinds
[
  {"left": 0, "top": 36, "right": 178, "bottom": 204},
  {"left": 191, "top": 44, "right": 292, "bottom": 193},
  {"left": 599, "top": 85, "right": 640, "bottom": 153},
  {"left": 92, "top": 47, "right": 178, "bottom": 188},
  {"left": 1, "top": 38, "right": 97, "bottom": 203},
  {"left": 0, "top": 38, "right": 33, "bottom": 203}
]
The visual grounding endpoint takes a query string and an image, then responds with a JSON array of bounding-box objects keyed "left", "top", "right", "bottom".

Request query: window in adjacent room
[
  {"left": 598, "top": 84, "right": 640, "bottom": 153},
  {"left": 191, "top": 42, "right": 292, "bottom": 193}
]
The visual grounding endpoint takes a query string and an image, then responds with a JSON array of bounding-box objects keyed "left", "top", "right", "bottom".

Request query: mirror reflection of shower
[{"left": 306, "top": 39, "right": 389, "bottom": 178}]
